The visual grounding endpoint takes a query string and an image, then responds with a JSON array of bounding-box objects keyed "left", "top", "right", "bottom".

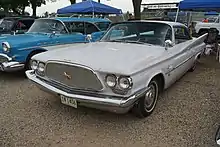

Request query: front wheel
[
  {"left": 189, "top": 58, "right": 198, "bottom": 72},
  {"left": 132, "top": 78, "right": 160, "bottom": 118}
]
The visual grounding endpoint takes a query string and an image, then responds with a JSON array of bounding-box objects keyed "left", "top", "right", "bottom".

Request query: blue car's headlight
[{"left": 2, "top": 42, "right": 10, "bottom": 52}]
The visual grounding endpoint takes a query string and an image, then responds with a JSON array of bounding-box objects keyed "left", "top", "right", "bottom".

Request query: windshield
[
  {"left": 0, "top": 19, "right": 14, "bottom": 30},
  {"left": 28, "top": 19, "right": 67, "bottom": 34},
  {"left": 95, "top": 22, "right": 111, "bottom": 31},
  {"left": 207, "top": 17, "right": 219, "bottom": 23},
  {"left": 100, "top": 22, "right": 172, "bottom": 46}
]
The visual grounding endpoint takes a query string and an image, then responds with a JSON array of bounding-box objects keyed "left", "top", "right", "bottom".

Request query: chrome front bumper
[
  {"left": 216, "top": 126, "right": 220, "bottom": 145},
  {"left": 0, "top": 53, "right": 25, "bottom": 72},
  {"left": 26, "top": 70, "right": 148, "bottom": 114}
]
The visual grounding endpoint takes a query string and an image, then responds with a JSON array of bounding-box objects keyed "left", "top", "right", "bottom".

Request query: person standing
[
  {"left": 203, "top": 17, "right": 208, "bottom": 23},
  {"left": 128, "top": 13, "right": 134, "bottom": 21}
]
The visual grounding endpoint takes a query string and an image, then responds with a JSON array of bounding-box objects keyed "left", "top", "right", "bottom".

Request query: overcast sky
[{"left": 25, "top": 0, "right": 181, "bottom": 16}]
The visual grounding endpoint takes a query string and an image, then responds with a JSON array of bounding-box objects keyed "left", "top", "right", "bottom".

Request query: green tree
[
  {"left": 132, "top": 0, "right": 142, "bottom": 20},
  {"left": 0, "top": 0, "right": 29, "bottom": 15}
]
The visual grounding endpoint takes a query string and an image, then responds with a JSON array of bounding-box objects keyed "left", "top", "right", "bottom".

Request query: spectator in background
[
  {"left": 203, "top": 17, "right": 208, "bottom": 23},
  {"left": 162, "top": 11, "right": 171, "bottom": 21},
  {"left": 128, "top": 13, "right": 134, "bottom": 21}
]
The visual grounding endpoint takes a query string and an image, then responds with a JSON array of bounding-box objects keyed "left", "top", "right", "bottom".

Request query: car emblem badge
[{"left": 63, "top": 72, "right": 71, "bottom": 80}]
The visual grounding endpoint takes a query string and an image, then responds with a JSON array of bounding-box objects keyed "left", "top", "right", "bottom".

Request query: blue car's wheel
[{"left": 24, "top": 51, "right": 44, "bottom": 71}]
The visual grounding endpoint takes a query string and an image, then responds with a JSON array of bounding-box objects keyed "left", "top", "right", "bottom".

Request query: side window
[
  {"left": 165, "top": 28, "right": 172, "bottom": 41},
  {"left": 15, "top": 19, "right": 35, "bottom": 31},
  {"left": 85, "top": 22, "right": 99, "bottom": 34},
  {"left": 65, "top": 22, "right": 85, "bottom": 34},
  {"left": 174, "top": 26, "right": 191, "bottom": 44}
]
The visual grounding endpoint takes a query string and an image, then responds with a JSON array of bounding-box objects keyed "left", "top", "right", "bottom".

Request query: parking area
[{"left": 0, "top": 56, "right": 220, "bottom": 147}]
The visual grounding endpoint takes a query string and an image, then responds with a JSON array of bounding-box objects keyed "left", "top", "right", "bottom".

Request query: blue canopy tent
[
  {"left": 175, "top": 0, "right": 220, "bottom": 22},
  {"left": 57, "top": 0, "right": 122, "bottom": 15},
  {"left": 179, "top": 0, "right": 220, "bottom": 11},
  {"left": 205, "top": 11, "right": 219, "bottom": 16}
]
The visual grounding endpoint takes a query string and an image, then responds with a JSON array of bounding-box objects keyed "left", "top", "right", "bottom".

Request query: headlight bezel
[
  {"left": 31, "top": 60, "right": 38, "bottom": 70},
  {"left": 105, "top": 74, "right": 133, "bottom": 94},
  {"left": 30, "top": 60, "right": 46, "bottom": 76},
  {"left": 118, "top": 76, "right": 133, "bottom": 90},
  {"left": 37, "top": 62, "right": 45, "bottom": 73},
  {"left": 36, "top": 62, "right": 46, "bottom": 76},
  {"left": 2, "top": 42, "right": 10, "bottom": 52},
  {"left": 105, "top": 74, "right": 117, "bottom": 88}
]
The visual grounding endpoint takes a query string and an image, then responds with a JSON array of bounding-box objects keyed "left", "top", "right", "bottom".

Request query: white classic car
[{"left": 26, "top": 20, "right": 207, "bottom": 118}]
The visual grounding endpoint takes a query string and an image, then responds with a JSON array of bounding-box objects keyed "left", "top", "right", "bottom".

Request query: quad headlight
[
  {"left": 38, "top": 62, "right": 45, "bottom": 73},
  {"left": 2, "top": 42, "right": 10, "bottom": 52},
  {"left": 31, "top": 60, "right": 45, "bottom": 76},
  {"left": 105, "top": 74, "right": 117, "bottom": 88},
  {"left": 118, "top": 76, "right": 132, "bottom": 89},
  {"left": 105, "top": 74, "right": 133, "bottom": 94}
]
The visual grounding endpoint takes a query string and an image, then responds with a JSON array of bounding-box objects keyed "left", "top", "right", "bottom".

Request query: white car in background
[{"left": 195, "top": 16, "right": 220, "bottom": 36}]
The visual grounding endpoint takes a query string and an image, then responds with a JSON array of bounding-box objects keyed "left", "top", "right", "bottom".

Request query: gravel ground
[{"left": 0, "top": 56, "right": 220, "bottom": 147}]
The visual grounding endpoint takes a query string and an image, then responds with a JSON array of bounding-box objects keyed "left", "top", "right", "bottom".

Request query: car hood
[{"left": 34, "top": 42, "right": 166, "bottom": 75}]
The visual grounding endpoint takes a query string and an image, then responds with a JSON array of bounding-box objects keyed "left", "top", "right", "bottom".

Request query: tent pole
[
  {"left": 175, "top": 7, "right": 180, "bottom": 22},
  {"left": 122, "top": 14, "right": 125, "bottom": 21}
]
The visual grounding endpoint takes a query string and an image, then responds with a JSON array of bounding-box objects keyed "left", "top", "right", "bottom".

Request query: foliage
[{"left": 0, "top": 0, "right": 57, "bottom": 16}]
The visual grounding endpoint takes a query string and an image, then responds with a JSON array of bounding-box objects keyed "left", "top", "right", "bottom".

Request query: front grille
[
  {"left": 45, "top": 62, "right": 103, "bottom": 91},
  {"left": 0, "top": 55, "right": 8, "bottom": 63}
]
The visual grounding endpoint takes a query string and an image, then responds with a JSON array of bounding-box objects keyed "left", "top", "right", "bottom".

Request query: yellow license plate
[{"left": 60, "top": 95, "right": 77, "bottom": 108}]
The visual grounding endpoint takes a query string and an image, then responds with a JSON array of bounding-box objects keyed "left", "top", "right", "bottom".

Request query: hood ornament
[{"left": 63, "top": 72, "right": 71, "bottom": 80}]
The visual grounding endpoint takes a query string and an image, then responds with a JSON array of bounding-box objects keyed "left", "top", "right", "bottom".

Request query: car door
[
  {"left": 165, "top": 26, "right": 196, "bottom": 85},
  {"left": 52, "top": 21, "right": 87, "bottom": 45}
]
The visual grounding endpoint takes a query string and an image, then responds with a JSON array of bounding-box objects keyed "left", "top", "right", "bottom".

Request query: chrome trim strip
[
  {"left": 0, "top": 53, "right": 12, "bottom": 61},
  {"left": 17, "top": 42, "right": 87, "bottom": 51},
  {"left": 165, "top": 55, "right": 195, "bottom": 75}
]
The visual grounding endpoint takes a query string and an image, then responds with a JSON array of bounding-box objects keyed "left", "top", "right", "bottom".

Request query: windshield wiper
[
  {"left": 108, "top": 39, "right": 123, "bottom": 42},
  {"left": 123, "top": 40, "right": 146, "bottom": 44}
]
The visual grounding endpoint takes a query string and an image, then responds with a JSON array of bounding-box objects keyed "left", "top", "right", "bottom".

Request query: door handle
[
  {"left": 167, "top": 65, "right": 174, "bottom": 72},
  {"left": 168, "top": 65, "right": 173, "bottom": 69}
]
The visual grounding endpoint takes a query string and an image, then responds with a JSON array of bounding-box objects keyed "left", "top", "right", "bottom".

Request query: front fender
[
  {"left": 145, "top": 71, "right": 166, "bottom": 87},
  {"left": 11, "top": 47, "right": 47, "bottom": 63}
]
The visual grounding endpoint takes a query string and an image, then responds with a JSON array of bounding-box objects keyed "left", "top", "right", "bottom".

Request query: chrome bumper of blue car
[
  {"left": 26, "top": 70, "right": 148, "bottom": 114},
  {"left": 0, "top": 53, "right": 25, "bottom": 72}
]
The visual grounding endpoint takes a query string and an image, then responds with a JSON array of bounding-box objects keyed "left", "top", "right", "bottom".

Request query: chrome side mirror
[
  {"left": 165, "top": 40, "right": 173, "bottom": 50},
  {"left": 86, "top": 34, "right": 92, "bottom": 42},
  {"left": 49, "top": 31, "right": 56, "bottom": 38}
]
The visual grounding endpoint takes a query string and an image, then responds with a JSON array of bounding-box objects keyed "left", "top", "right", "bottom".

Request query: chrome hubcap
[{"left": 144, "top": 83, "right": 157, "bottom": 111}]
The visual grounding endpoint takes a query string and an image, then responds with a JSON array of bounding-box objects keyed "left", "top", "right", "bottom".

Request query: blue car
[{"left": 0, "top": 17, "right": 111, "bottom": 72}]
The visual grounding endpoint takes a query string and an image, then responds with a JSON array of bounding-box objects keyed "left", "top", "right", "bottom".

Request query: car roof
[
  {"left": 3, "top": 16, "right": 36, "bottom": 20},
  {"left": 123, "top": 20, "right": 186, "bottom": 27},
  {"left": 45, "top": 17, "right": 111, "bottom": 23}
]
